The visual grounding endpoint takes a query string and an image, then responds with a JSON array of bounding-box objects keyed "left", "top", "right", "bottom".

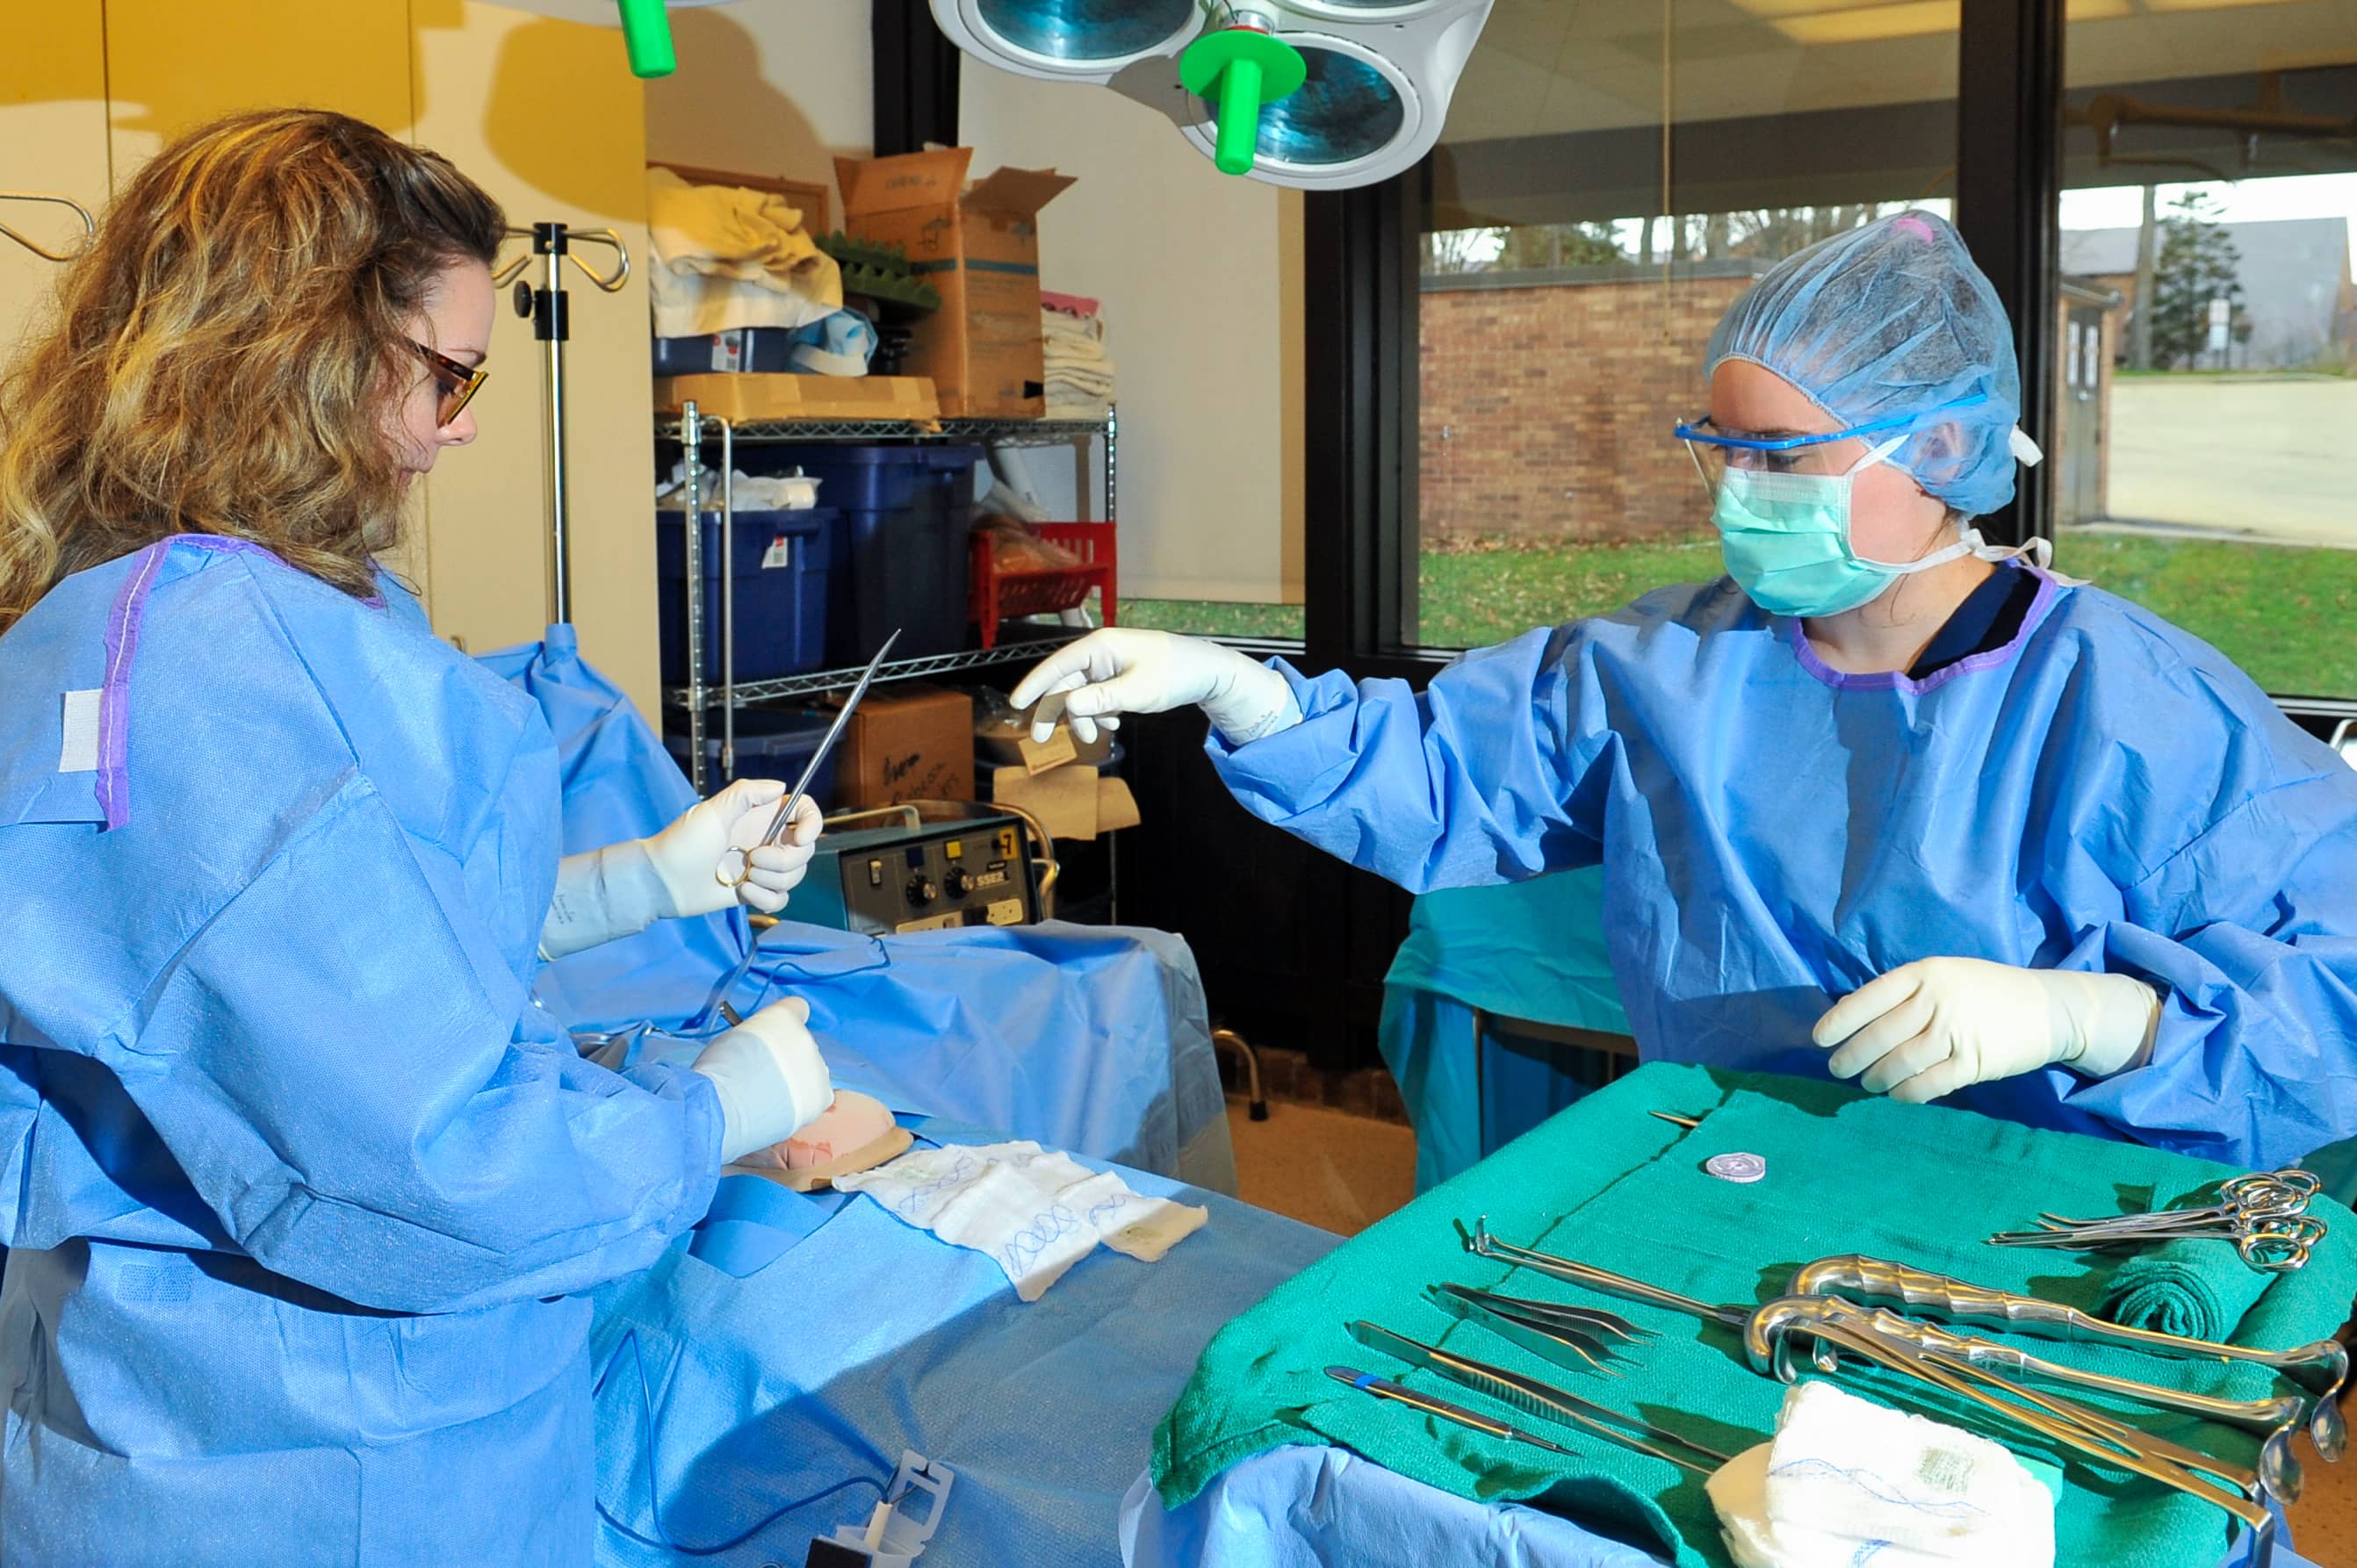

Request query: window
[
  {"left": 1412, "top": 5, "right": 1964, "bottom": 650},
  {"left": 2055, "top": 4, "right": 2357, "bottom": 697}
]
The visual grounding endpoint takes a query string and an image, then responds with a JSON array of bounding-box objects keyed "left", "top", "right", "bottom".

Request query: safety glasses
[
  {"left": 1672, "top": 395, "right": 1988, "bottom": 493},
  {"left": 409, "top": 340, "right": 488, "bottom": 428}
]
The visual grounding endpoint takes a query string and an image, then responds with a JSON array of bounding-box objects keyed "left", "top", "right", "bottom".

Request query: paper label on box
[
  {"left": 1018, "top": 730, "right": 1078, "bottom": 775},
  {"left": 761, "top": 536, "right": 793, "bottom": 570}
]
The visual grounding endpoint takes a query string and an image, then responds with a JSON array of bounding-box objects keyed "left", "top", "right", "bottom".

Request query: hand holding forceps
[{"left": 714, "top": 630, "right": 899, "bottom": 890}]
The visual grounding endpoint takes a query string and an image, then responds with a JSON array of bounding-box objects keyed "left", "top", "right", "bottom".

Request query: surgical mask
[{"left": 1712, "top": 436, "right": 1986, "bottom": 617}]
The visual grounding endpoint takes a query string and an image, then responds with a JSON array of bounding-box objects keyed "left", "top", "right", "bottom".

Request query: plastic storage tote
[
  {"left": 657, "top": 506, "right": 834, "bottom": 685},
  {"left": 739, "top": 444, "right": 984, "bottom": 662},
  {"left": 664, "top": 707, "right": 842, "bottom": 803}
]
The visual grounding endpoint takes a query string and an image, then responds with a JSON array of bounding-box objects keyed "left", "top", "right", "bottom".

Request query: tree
[
  {"left": 2147, "top": 191, "right": 2244, "bottom": 370},
  {"left": 1490, "top": 223, "right": 1626, "bottom": 270},
  {"left": 1421, "top": 227, "right": 1502, "bottom": 276},
  {"left": 1660, "top": 205, "right": 1904, "bottom": 263}
]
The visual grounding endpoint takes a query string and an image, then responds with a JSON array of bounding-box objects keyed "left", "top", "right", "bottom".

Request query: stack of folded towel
[{"left": 1042, "top": 291, "right": 1114, "bottom": 419}]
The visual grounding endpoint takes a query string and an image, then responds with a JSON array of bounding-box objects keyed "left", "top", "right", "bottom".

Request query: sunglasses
[{"left": 408, "top": 340, "right": 488, "bottom": 427}]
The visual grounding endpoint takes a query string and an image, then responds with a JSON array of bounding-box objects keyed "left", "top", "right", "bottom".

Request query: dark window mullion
[{"left": 1955, "top": 0, "right": 2066, "bottom": 549}]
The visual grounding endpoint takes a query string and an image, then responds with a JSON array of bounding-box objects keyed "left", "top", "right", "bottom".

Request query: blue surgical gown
[
  {"left": 0, "top": 539, "right": 724, "bottom": 1564},
  {"left": 1211, "top": 566, "right": 2357, "bottom": 1171}
]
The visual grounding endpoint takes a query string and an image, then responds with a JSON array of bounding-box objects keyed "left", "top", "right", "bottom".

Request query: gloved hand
[
  {"left": 537, "top": 780, "right": 822, "bottom": 961},
  {"left": 1008, "top": 628, "right": 1301, "bottom": 747},
  {"left": 1813, "top": 957, "right": 2161, "bottom": 1104},
  {"left": 691, "top": 996, "right": 835, "bottom": 1163},
  {"left": 644, "top": 778, "right": 823, "bottom": 920}
]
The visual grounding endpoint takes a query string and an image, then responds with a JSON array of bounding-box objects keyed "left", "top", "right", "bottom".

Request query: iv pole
[
  {"left": 494, "top": 223, "right": 631, "bottom": 626},
  {"left": 0, "top": 190, "right": 96, "bottom": 262}
]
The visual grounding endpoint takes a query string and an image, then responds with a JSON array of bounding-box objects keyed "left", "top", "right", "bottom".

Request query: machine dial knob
[{"left": 905, "top": 875, "right": 939, "bottom": 907}]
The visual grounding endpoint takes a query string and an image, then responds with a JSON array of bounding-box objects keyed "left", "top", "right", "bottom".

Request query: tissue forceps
[
  {"left": 1346, "top": 1321, "right": 1734, "bottom": 1473},
  {"left": 1323, "top": 1365, "right": 1577, "bottom": 1457},
  {"left": 715, "top": 629, "right": 900, "bottom": 890}
]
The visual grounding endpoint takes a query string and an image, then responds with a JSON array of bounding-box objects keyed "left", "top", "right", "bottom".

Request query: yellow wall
[
  {"left": 412, "top": 2, "right": 660, "bottom": 717},
  {"left": 0, "top": 2, "right": 110, "bottom": 363},
  {"left": 1, "top": 0, "right": 662, "bottom": 721},
  {"left": 644, "top": 1, "right": 873, "bottom": 195}
]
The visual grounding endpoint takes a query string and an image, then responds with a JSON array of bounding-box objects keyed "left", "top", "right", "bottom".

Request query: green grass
[
  {"left": 1119, "top": 598, "right": 1305, "bottom": 639},
  {"left": 1124, "top": 533, "right": 2357, "bottom": 697},
  {"left": 2060, "top": 535, "right": 2357, "bottom": 697}
]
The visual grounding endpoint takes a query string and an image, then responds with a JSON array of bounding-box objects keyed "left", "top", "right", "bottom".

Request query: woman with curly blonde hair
[{"left": 0, "top": 110, "right": 833, "bottom": 1563}]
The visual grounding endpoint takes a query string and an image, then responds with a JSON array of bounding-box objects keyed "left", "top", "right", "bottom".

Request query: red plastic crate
[{"left": 969, "top": 521, "right": 1118, "bottom": 649}]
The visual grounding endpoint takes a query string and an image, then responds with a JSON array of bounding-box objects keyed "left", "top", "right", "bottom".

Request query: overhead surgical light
[{"left": 930, "top": 0, "right": 1496, "bottom": 190}]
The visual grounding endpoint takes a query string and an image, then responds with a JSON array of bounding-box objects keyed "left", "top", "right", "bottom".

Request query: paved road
[{"left": 2089, "top": 375, "right": 2357, "bottom": 548}]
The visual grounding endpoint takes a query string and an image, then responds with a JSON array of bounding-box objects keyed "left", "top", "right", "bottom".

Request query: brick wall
[{"left": 1420, "top": 270, "right": 1762, "bottom": 545}]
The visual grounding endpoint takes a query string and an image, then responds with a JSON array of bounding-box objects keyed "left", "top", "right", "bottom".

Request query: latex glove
[
  {"left": 537, "top": 782, "right": 823, "bottom": 961},
  {"left": 691, "top": 996, "right": 834, "bottom": 1163},
  {"left": 1008, "top": 628, "right": 1301, "bottom": 747},
  {"left": 1813, "top": 958, "right": 2161, "bottom": 1104},
  {"left": 645, "top": 778, "right": 823, "bottom": 920}
]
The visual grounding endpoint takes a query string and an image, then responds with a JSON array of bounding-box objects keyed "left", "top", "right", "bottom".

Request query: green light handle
[
  {"left": 1212, "top": 59, "right": 1265, "bottom": 176},
  {"left": 615, "top": 0, "right": 676, "bottom": 80},
  {"left": 1178, "top": 23, "right": 1306, "bottom": 179}
]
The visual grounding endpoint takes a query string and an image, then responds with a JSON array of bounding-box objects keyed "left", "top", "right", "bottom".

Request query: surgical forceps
[
  {"left": 1988, "top": 1169, "right": 2326, "bottom": 1273},
  {"left": 715, "top": 629, "right": 900, "bottom": 890},
  {"left": 1346, "top": 1321, "right": 1734, "bottom": 1474},
  {"left": 1463, "top": 1224, "right": 2335, "bottom": 1506},
  {"left": 692, "top": 632, "right": 898, "bottom": 1032},
  {"left": 1791, "top": 1254, "right": 2349, "bottom": 1461},
  {"left": 1424, "top": 1283, "right": 1648, "bottom": 1377},
  {"left": 1744, "top": 1295, "right": 2280, "bottom": 1564}
]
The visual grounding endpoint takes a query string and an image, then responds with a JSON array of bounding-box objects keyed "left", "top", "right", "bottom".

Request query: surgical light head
[
  {"left": 1703, "top": 211, "right": 2035, "bottom": 521},
  {"left": 932, "top": 0, "right": 1497, "bottom": 190}
]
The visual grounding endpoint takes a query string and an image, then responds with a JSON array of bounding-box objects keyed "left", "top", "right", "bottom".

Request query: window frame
[{"left": 1311, "top": 0, "right": 2070, "bottom": 675}]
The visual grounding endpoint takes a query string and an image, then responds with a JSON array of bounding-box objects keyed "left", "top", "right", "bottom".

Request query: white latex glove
[
  {"left": 691, "top": 996, "right": 835, "bottom": 1163},
  {"left": 1813, "top": 957, "right": 2161, "bottom": 1104},
  {"left": 646, "top": 778, "right": 823, "bottom": 920},
  {"left": 538, "top": 782, "right": 821, "bottom": 960},
  {"left": 1007, "top": 628, "right": 1301, "bottom": 747}
]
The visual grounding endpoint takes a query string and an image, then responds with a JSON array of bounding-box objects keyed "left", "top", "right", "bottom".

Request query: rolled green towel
[{"left": 2099, "top": 1235, "right": 2274, "bottom": 1341}]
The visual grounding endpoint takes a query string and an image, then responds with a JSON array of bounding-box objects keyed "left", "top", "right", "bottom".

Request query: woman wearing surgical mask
[{"left": 1014, "top": 210, "right": 2357, "bottom": 1173}]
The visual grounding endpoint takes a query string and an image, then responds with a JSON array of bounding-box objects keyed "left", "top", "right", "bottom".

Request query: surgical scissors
[{"left": 1989, "top": 1169, "right": 2325, "bottom": 1273}]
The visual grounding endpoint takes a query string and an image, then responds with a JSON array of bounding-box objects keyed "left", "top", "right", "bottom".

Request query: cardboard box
[
  {"left": 835, "top": 149, "right": 1074, "bottom": 419},
  {"left": 991, "top": 763, "right": 1140, "bottom": 842},
  {"left": 656, "top": 373, "right": 941, "bottom": 424},
  {"left": 837, "top": 687, "right": 976, "bottom": 808}
]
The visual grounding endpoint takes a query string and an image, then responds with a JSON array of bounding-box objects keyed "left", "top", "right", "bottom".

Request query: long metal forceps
[
  {"left": 1745, "top": 1297, "right": 2279, "bottom": 1566},
  {"left": 692, "top": 632, "right": 901, "bottom": 1032},
  {"left": 1790, "top": 1255, "right": 2352, "bottom": 1406},
  {"left": 715, "top": 629, "right": 901, "bottom": 890}
]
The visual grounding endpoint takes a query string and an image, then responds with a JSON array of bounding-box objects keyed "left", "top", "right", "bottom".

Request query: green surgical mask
[{"left": 1712, "top": 436, "right": 1980, "bottom": 617}]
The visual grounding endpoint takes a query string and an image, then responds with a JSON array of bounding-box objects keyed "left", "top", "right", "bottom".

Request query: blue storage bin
[
  {"left": 664, "top": 707, "right": 840, "bottom": 803},
  {"left": 652, "top": 329, "right": 802, "bottom": 377},
  {"left": 657, "top": 507, "right": 834, "bottom": 684},
  {"left": 738, "top": 444, "right": 984, "bottom": 663}
]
